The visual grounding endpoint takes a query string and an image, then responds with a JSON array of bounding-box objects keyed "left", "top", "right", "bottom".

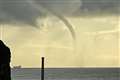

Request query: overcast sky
[
  {"left": 0, "top": 0, "right": 119, "bottom": 68},
  {"left": 0, "top": 0, "right": 119, "bottom": 25}
]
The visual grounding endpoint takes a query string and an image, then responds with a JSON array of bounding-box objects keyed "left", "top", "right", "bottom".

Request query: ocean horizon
[{"left": 11, "top": 68, "right": 120, "bottom": 80}]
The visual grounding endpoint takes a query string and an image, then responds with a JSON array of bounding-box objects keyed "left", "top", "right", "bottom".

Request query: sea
[{"left": 11, "top": 68, "right": 120, "bottom": 80}]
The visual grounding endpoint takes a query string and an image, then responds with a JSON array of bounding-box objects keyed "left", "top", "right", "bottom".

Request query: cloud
[
  {"left": 0, "top": 0, "right": 45, "bottom": 26},
  {"left": 37, "top": 0, "right": 81, "bottom": 14},
  {"left": 0, "top": 0, "right": 81, "bottom": 26},
  {"left": 0, "top": 0, "right": 119, "bottom": 26}
]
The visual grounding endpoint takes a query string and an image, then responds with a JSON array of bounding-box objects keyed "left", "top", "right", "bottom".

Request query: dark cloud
[
  {"left": 0, "top": 0, "right": 119, "bottom": 26},
  {"left": 0, "top": 0, "right": 46, "bottom": 26},
  {"left": 80, "top": 0, "right": 119, "bottom": 13},
  {"left": 0, "top": 0, "right": 81, "bottom": 26}
]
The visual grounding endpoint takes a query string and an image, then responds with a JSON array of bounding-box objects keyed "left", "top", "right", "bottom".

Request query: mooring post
[{"left": 41, "top": 57, "right": 44, "bottom": 80}]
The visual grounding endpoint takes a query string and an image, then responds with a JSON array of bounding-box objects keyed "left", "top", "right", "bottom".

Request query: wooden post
[{"left": 41, "top": 57, "right": 44, "bottom": 80}]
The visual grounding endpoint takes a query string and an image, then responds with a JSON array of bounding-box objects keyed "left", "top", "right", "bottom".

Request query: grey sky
[
  {"left": 0, "top": 0, "right": 119, "bottom": 26},
  {"left": 0, "top": 0, "right": 119, "bottom": 67}
]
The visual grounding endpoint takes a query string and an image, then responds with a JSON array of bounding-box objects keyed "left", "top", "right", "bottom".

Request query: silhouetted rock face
[{"left": 0, "top": 40, "right": 11, "bottom": 80}]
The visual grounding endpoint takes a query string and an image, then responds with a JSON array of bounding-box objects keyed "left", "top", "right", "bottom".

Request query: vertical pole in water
[{"left": 41, "top": 57, "right": 44, "bottom": 80}]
